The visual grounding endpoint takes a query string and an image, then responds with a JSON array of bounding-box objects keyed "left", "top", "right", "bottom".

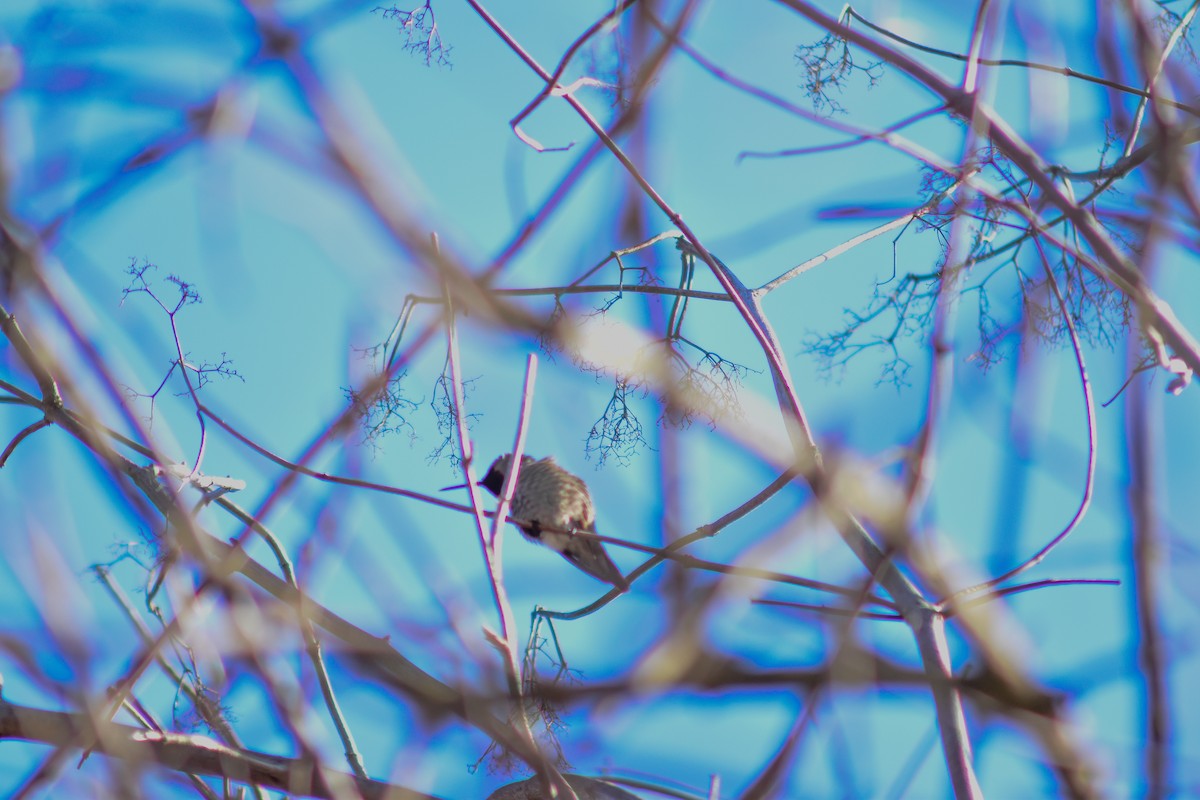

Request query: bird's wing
[{"left": 560, "top": 474, "right": 595, "bottom": 528}]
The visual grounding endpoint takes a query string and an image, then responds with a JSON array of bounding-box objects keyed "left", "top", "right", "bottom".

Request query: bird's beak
[{"left": 439, "top": 482, "right": 474, "bottom": 492}]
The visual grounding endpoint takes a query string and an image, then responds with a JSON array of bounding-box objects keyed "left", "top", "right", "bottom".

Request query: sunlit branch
[{"left": 508, "top": 0, "right": 638, "bottom": 152}]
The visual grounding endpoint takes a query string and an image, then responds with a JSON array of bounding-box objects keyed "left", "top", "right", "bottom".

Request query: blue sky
[{"left": 2, "top": 0, "right": 1199, "bottom": 797}]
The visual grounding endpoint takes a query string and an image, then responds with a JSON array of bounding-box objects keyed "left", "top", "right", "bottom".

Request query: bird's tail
[{"left": 562, "top": 536, "right": 630, "bottom": 593}]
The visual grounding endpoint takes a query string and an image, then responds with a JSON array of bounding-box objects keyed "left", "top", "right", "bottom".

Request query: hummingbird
[{"left": 443, "top": 453, "right": 630, "bottom": 592}]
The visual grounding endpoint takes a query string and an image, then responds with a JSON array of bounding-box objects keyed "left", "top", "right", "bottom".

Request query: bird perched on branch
[{"left": 443, "top": 453, "right": 630, "bottom": 592}]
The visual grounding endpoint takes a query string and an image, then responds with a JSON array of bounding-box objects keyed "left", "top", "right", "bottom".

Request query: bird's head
[{"left": 439, "top": 453, "right": 538, "bottom": 497}]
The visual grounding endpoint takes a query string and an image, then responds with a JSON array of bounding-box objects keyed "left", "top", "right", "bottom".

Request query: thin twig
[
  {"left": 0, "top": 418, "right": 50, "bottom": 467},
  {"left": 941, "top": 233, "right": 1097, "bottom": 605},
  {"left": 841, "top": 4, "right": 1200, "bottom": 116},
  {"left": 508, "top": 0, "right": 638, "bottom": 152},
  {"left": 1123, "top": 0, "right": 1200, "bottom": 159}
]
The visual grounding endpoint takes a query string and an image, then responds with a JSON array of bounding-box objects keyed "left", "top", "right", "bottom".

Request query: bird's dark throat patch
[{"left": 480, "top": 468, "right": 505, "bottom": 496}]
